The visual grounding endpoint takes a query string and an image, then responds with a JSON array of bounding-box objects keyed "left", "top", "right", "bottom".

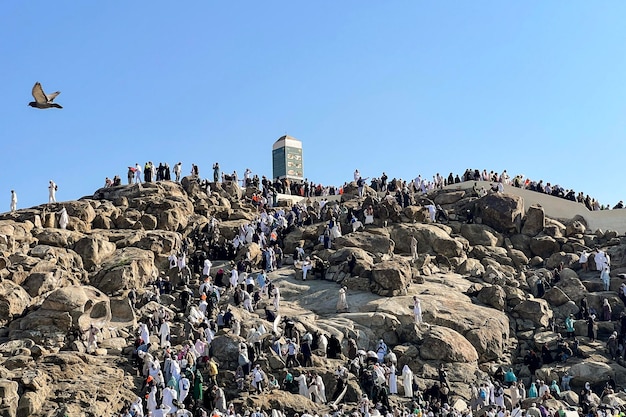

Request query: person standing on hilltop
[
  {"left": 10, "top": 190, "right": 17, "bottom": 212},
  {"left": 357, "top": 176, "right": 369, "bottom": 198},
  {"left": 134, "top": 163, "right": 142, "bottom": 184},
  {"left": 213, "top": 162, "right": 220, "bottom": 183},
  {"left": 144, "top": 161, "right": 153, "bottom": 183},
  {"left": 354, "top": 169, "right": 361, "bottom": 182},
  {"left": 48, "top": 180, "right": 57, "bottom": 203},
  {"left": 174, "top": 162, "right": 182, "bottom": 182}
]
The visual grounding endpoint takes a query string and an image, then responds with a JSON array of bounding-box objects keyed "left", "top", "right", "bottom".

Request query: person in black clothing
[
  {"left": 327, "top": 334, "right": 342, "bottom": 359},
  {"left": 536, "top": 277, "right": 546, "bottom": 298},
  {"left": 301, "top": 340, "right": 313, "bottom": 367},
  {"left": 580, "top": 296, "right": 589, "bottom": 320},
  {"left": 524, "top": 350, "right": 541, "bottom": 375},
  {"left": 179, "top": 286, "right": 193, "bottom": 312},
  {"left": 265, "top": 307, "right": 276, "bottom": 322},
  {"left": 541, "top": 344, "right": 553, "bottom": 364},
  {"left": 347, "top": 254, "right": 357, "bottom": 275},
  {"left": 587, "top": 315, "right": 597, "bottom": 341},
  {"left": 223, "top": 308, "right": 234, "bottom": 328},
  {"left": 438, "top": 363, "right": 449, "bottom": 387}
]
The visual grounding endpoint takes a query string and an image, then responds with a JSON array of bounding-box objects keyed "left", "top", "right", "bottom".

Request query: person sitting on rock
[{"left": 301, "top": 257, "right": 313, "bottom": 281}]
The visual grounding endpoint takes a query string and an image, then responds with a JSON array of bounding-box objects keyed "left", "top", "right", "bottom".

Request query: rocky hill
[{"left": 1, "top": 177, "right": 626, "bottom": 417}]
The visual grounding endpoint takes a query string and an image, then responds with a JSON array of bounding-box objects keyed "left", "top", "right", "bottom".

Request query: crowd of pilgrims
[
  {"left": 110, "top": 195, "right": 468, "bottom": 417},
  {"left": 112, "top": 212, "right": 626, "bottom": 417},
  {"left": 99, "top": 162, "right": 625, "bottom": 417},
  {"left": 103, "top": 162, "right": 619, "bottom": 212}
]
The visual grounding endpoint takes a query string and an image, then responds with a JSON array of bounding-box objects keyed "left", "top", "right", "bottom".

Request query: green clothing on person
[
  {"left": 504, "top": 369, "right": 517, "bottom": 383},
  {"left": 193, "top": 370, "right": 204, "bottom": 400}
]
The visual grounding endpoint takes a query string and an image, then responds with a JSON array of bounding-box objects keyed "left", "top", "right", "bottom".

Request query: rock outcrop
[{"left": 0, "top": 179, "right": 625, "bottom": 415}]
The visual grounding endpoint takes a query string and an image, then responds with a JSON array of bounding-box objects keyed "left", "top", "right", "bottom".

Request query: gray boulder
[
  {"left": 522, "top": 205, "right": 545, "bottom": 237},
  {"left": 476, "top": 193, "right": 524, "bottom": 234},
  {"left": 371, "top": 260, "right": 411, "bottom": 296}
]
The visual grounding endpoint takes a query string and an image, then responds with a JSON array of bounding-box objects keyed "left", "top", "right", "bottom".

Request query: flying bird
[{"left": 28, "top": 82, "right": 62, "bottom": 109}]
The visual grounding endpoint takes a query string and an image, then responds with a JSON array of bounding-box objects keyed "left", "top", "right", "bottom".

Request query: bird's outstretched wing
[
  {"left": 32, "top": 82, "right": 48, "bottom": 104},
  {"left": 46, "top": 91, "right": 61, "bottom": 102}
]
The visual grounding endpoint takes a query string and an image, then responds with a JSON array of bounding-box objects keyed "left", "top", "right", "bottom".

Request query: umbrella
[
  {"left": 366, "top": 350, "right": 377, "bottom": 359},
  {"left": 357, "top": 349, "right": 367, "bottom": 356}
]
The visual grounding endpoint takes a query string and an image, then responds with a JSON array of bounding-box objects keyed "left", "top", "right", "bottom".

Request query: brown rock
[
  {"left": 334, "top": 231, "right": 395, "bottom": 256},
  {"left": 21, "top": 270, "right": 63, "bottom": 297},
  {"left": 543, "top": 287, "right": 571, "bottom": 307},
  {"left": 566, "top": 220, "right": 586, "bottom": 237},
  {"left": 91, "top": 247, "right": 158, "bottom": 294},
  {"left": 555, "top": 269, "right": 587, "bottom": 303},
  {"left": 545, "top": 252, "right": 579, "bottom": 270},
  {"left": 476, "top": 193, "right": 523, "bottom": 234},
  {"left": 521, "top": 205, "right": 545, "bottom": 237},
  {"left": 457, "top": 258, "right": 485, "bottom": 277},
  {"left": 529, "top": 235, "right": 560, "bottom": 258},
  {"left": 392, "top": 224, "right": 464, "bottom": 259},
  {"left": 32, "top": 228, "right": 84, "bottom": 248},
  {"left": 0, "top": 379, "right": 19, "bottom": 417},
  {"left": 476, "top": 285, "right": 506, "bottom": 310},
  {"left": 371, "top": 260, "right": 411, "bottom": 296},
  {"left": 434, "top": 190, "right": 465, "bottom": 205},
  {"left": 419, "top": 326, "right": 478, "bottom": 363},
  {"left": 513, "top": 298, "right": 553, "bottom": 327},
  {"left": 0, "top": 281, "right": 31, "bottom": 323},
  {"left": 460, "top": 224, "right": 502, "bottom": 247}
]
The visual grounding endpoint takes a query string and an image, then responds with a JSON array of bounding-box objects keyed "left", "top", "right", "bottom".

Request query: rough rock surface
[{"left": 0, "top": 181, "right": 626, "bottom": 416}]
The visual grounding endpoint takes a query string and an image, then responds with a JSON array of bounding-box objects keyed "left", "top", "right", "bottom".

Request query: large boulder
[
  {"left": 41, "top": 285, "right": 111, "bottom": 329},
  {"left": 389, "top": 224, "right": 463, "bottom": 258},
  {"left": 32, "top": 228, "right": 84, "bottom": 248},
  {"left": 72, "top": 236, "right": 117, "bottom": 271},
  {"left": 459, "top": 224, "right": 502, "bottom": 247},
  {"left": 406, "top": 275, "right": 509, "bottom": 363},
  {"left": 476, "top": 193, "right": 523, "bottom": 234},
  {"left": 555, "top": 269, "right": 587, "bottom": 303},
  {"left": 419, "top": 326, "right": 478, "bottom": 363},
  {"left": 21, "top": 270, "right": 63, "bottom": 297},
  {"left": 371, "top": 260, "right": 411, "bottom": 296},
  {"left": 333, "top": 231, "right": 395, "bottom": 256},
  {"left": 521, "top": 205, "right": 545, "bottom": 237},
  {"left": 457, "top": 258, "right": 485, "bottom": 277},
  {"left": 434, "top": 190, "right": 466, "bottom": 205},
  {"left": 529, "top": 236, "right": 560, "bottom": 259},
  {"left": 543, "top": 287, "right": 570, "bottom": 307},
  {"left": 476, "top": 285, "right": 506, "bottom": 311},
  {"left": 544, "top": 218, "right": 566, "bottom": 239},
  {"left": 569, "top": 361, "right": 614, "bottom": 386},
  {"left": 513, "top": 298, "right": 553, "bottom": 327},
  {"left": 90, "top": 247, "right": 158, "bottom": 294},
  {"left": 566, "top": 220, "right": 586, "bottom": 237},
  {"left": 0, "top": 280, "right": 31, "bottom": 323},
  {"left": 545, "top": 252, "right": 579, "bottom": 270},
  {"left": 0, "top": 379, "right": 19, "bottom": 417},
  {"left": 465, "top": 324, "right": 506, "bottom": 362}
]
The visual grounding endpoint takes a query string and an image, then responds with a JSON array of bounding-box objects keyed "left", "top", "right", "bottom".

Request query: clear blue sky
[{"left": 2, "top": 2, "right": 626, "bottom": 210}]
